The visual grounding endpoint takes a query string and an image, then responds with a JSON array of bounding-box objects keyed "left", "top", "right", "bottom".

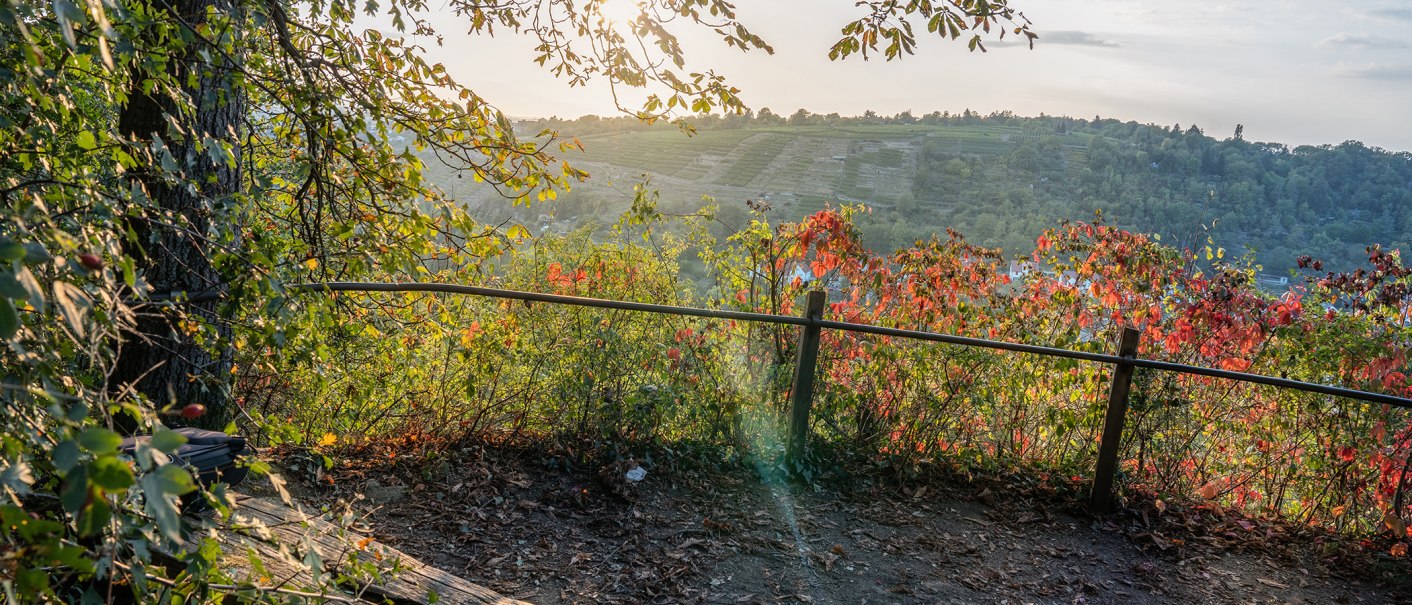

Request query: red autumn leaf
[{"left": 1338, "top": 446, "right": 1357, "bottom": 463}]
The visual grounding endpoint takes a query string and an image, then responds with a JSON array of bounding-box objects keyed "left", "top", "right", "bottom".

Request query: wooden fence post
[
  {"left": 1090, "top": 327, "right": 1141, "bottom": 511},
  {"left": 786, "top": 290, "right": 827, "bottom": 464}
]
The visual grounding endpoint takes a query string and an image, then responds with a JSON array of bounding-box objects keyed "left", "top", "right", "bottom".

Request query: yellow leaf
[
  {"left": 318, "top": 432, "right": 337, "bottom": 447},
  {"left": 303, "top": 257, "right": 319, "bottom": 270}
]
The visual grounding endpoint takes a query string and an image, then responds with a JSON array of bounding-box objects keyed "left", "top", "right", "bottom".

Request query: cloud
[
  {"left": 1338, "top": 63, "right": 1412, "bottom": 81},
  {"left": 1041, "top": 30, "right": 1122, "bottom": 48},
  {"left": 1320, "top": 33, "right": 1408, "bottom": 49},
  {"left": 991, "top": 30, "right": 1120, "bottom": 49},
  {"left": 1368, "top": 7, "right": 1412, "bottom": 21}
]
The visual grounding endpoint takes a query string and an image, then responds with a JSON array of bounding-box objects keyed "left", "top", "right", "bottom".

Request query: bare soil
[{"left": 284, "top": 441, "right": 1412, "bottom": 605}]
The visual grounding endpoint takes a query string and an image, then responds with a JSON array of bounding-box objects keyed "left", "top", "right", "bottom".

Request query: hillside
[{"left": 430, "top": 113, "right": 1412, "bottom": 273}]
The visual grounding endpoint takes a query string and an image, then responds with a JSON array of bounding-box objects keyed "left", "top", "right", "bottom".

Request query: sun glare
[{"left": 595, "top": 0, "right": 645, "bottom": 25}]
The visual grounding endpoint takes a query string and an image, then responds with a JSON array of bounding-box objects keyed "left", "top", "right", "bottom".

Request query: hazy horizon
[{"left": 371, "top": 0, "right": 1412, "bottom": 153}]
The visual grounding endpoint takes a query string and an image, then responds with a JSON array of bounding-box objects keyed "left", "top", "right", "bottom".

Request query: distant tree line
[
  {"left": 522, "top": 107, "right": 1022, "bottom": 133},
  {"left": 905, "top": 116, "right": 1412, "bottom": 271}
]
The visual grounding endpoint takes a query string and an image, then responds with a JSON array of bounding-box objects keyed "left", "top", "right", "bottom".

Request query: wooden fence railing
[{"left": 270, "top": 281, "right": 1412, "bottom": 511}]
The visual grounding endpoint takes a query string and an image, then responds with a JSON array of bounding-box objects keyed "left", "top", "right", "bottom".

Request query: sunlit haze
[{"left": 388, "top": 0, "right": 1412, "bottom": 151}]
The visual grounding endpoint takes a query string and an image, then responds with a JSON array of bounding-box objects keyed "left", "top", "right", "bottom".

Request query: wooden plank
[
  {"left": 230, "top": 495, "right": 525, "bottom": 604},
  {"left": 174, "top": 493, "right": 528, "bottom": 604}
]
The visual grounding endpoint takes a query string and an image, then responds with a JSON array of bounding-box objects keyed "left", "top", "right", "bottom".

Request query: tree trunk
[{"left": 114, "top": 0, "right": 244, "bottom": 430}]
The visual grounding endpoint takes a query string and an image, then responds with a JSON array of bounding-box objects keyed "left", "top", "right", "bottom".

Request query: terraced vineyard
[
  {"left": 532, "top": 123, "right": 1094, "bottom": 214},
  {"left": 574, "top": 129, "right": 757, "bottom": 178},
  {"left": 719, "top": 133, "right": 794, "bottom": 185},
  {"left": 437, "top": 122, "right": 1108, "bottom": 257}
]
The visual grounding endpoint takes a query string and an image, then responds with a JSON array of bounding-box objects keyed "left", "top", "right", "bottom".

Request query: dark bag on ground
[{"left": 120, "top": 427, "right": 250, "bottom": 511}]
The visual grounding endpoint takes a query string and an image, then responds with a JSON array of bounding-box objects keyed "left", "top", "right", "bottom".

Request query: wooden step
[{"left": 176, "top": 493, "right": 527, "bottom": 604}]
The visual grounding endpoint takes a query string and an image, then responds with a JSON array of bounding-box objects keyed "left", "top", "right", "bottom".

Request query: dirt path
[{"left": 294, "top": 445, "right": 1410, "bottom": 604}]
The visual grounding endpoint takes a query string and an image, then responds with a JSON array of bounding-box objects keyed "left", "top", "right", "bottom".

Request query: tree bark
[{"left": 114, "top": 0, "right": 244, "bottom": 430}]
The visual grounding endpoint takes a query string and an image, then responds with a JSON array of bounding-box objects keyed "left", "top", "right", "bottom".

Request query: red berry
[
  {"left": 181, "top": 404, "right": 206, "bottom": 419},
  {"left": 78, "top": 253, "right": 103, "bottom": 270}
]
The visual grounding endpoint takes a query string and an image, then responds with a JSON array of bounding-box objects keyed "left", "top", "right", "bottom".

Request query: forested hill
[{"left": 440, "top": 111, "right": 1412, "bottom": 272}]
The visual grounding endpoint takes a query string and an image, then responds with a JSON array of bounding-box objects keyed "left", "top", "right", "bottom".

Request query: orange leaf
[{"left": 1384, "top": 511, "right": 1407, "bottom": 537}]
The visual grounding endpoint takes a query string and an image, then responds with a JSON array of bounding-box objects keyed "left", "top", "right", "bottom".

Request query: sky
[{"left": 383, "top": 0, "right": 1412, "bottom": 151}]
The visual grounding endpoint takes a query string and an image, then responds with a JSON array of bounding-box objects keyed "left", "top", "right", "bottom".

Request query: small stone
[{"left": 365, "top": 483, "right": 407, "bottom": 504}]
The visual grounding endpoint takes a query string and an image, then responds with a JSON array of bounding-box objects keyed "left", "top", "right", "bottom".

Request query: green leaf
[
  {"left": 60, "top": 466, "right": 89, "bottom": 513},
  {"left": 53, "top": 0, "right": 84, "bottom": 50},
  {"left": 76, "top": 500, "right": 110, "bottom": 537},
  {"left": 76, "top": 131, "right": 97, "bottom": 150},
  {"left": 206, "top": 482, "right": 235, "bottom": 517},
  {"left": 304, "top": 544, "right": 325, "bottom": 583},
  {"left": 142, "top": 465, "right": 195, "bottom": 542},
  {"left": 2, "top": 505, "right": 61, "bottom": 539},
  {"left": 0, "top": 239, "right": 24, "bottom": 261},
  {"left": 88, "top": 455, "right": 135, "bottom": 491},
  {"left": 206, "top": 138, "right": 233, "bottom": 167},
  {"left": 78, "top": 427, "right": 122, "bottom": 453},
  {"left": 150, "top": 427, "right": 188, "bottom": 454},
  {"left": 13, "top": 266, "right": 44, "bottom": 310},
  {"left": 0, "top": 299, "right": 16, "bottom": 339},
  {"left": 15, "top": 567, "right": 50, "bottom": 594},
  {"left": 151, "top": 463, "right": 196, "bottom": 495},
  {"left": 22, "top": 242, "right": 51, "bottom": 264},
  {"left": 53, "top": 281, "right": 90, "bottom": 338},
  {"left": 158, "top": 147, "right": 179, "bottom": 174},
  {"left": 121, "top": 257, "right": 135, "bottom": 287},
  {"left": 0, "top": 458, "right": 34, "bottom": 496},
  {"left": 52, "top": 439, "right": 81, "bottom": 473},
  {"left": 66, "top": 400, "right": 89, "bottom": 422},
  {"left": 47, "top": 545, "right": 96, "bottom": 574}
]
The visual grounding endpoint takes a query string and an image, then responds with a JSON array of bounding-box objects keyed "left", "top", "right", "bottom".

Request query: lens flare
[{"left": 594, "top": 0, "right": 645, "bottom": 25}]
